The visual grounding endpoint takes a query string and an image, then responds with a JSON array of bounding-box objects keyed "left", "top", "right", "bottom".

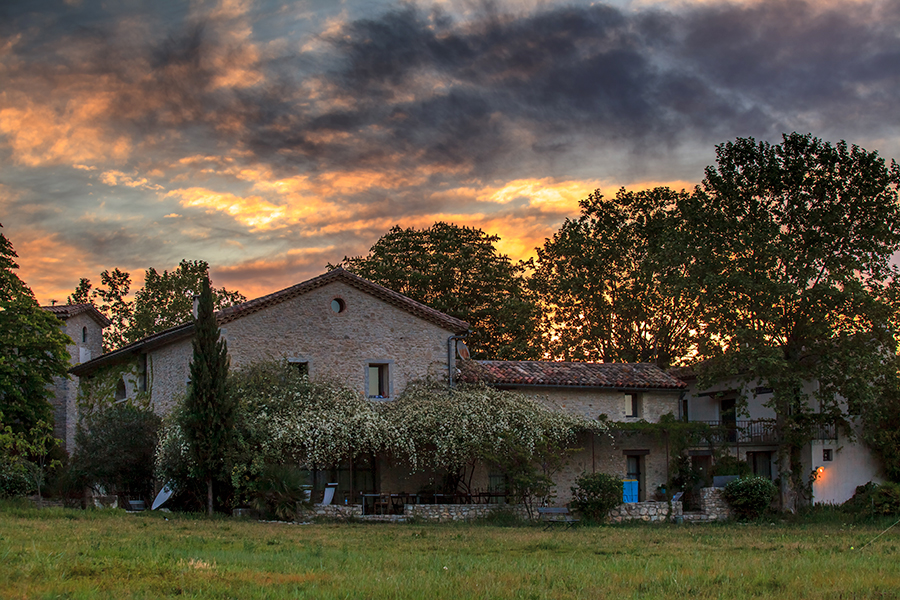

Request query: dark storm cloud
[
  {"left": 317, "top": 1, "right": 900, "bottom": 162},
  {"left": 238, "top": 0, "right": 900, "bottom": 177},
  {"left": 7, "top": 0, "right": 897, "bottom": 181}
]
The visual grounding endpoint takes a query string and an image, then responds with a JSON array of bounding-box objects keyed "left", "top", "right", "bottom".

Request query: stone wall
[
  {"left": 305, "top": 504, "right": 364, "bottom": 519},
  {"left": 683, "top": 487, "right": 733, "bottom": 522},
  {"left": 296, "top": 503, "right": 526, "bottom": 523},
  {"left": 607, "top": 501, "right": 682, "bottom": 523},
  {"left": 405, "top": 503, "right": 528, "bottom": 522}
]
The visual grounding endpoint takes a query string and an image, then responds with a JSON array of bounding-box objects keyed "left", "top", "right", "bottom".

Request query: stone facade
[
  {"left": 535, "top": 387, "right": 680, "bottom": 424},
  {"left": 43, "top": 306, "right": 107, "bottom": 452},
  {"left": 499, "top": 387, "right": 681, "bottom": 506},
  {"left": 77, "top": 272, "right": 466, "bottom": 421},
  {"left": 220, "top": 280, "right": 453, "bottom": 396}
]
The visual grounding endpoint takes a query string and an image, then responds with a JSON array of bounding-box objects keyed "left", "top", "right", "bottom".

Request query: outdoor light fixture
[{"left": 817, "top": 466, "right": 825, "bottom": 474}]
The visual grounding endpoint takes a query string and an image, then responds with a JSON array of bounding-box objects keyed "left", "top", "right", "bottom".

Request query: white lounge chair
[{"left": 319, "top": 482, "right": 339, "bottom": 506}]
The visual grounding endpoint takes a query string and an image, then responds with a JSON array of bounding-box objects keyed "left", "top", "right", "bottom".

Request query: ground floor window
[{"left": 748, "top": 451, "right": 773, "bottom": 479}]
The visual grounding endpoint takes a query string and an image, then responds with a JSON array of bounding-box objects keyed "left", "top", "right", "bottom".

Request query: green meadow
[{"left": 1, "top": 502, "right": 898, "bottom": 599}]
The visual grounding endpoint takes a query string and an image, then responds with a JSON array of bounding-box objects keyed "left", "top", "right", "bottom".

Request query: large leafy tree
[
  {"left": 333, "top": 222, "right": 540, "bottom": 360},
  {"left": 530, "top": 187, "right": 698, "bottom": 367},
  {"left": 70, "top": 260, "right": 245, "bottom": 350},
  {"left": 0, "top": 226, "right": 71, "bottom": 436},
  {"left": 69, "top": 268, "right": 132, "bottom": 350},
  {"left": 182, "top": 276, "right": 234, "bottom": 515},
  {"left": 683, "top": 133, "right": 900, "bottom": 510},
  {"left": 129, "top": 260, "right": 246, "bottom": 344}
]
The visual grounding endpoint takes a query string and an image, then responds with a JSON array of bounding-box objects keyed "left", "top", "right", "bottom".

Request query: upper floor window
[
  {"left": 82, "top": 326, "right": 88, "bottom": 343},
  {"left": 625, "top": 393, "right": 641, "bottom": 418},
  {"left": 367, "top": 363, "right": 390, "bottom": 399},
  {"left": 331, "top": 298, "right": 346, "bottom": 313}
]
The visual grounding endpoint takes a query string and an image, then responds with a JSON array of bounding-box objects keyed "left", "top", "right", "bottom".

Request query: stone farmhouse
[
  {"left": 59, "top": 268, "right": 686, "bottom": 506},
  {"left": 675, "top": 368, "right": 882, "bottom": 505}
]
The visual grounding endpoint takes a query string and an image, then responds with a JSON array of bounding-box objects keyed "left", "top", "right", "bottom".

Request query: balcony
[{"left": 693, "top": 420, "right": 837, "bottom": 445}]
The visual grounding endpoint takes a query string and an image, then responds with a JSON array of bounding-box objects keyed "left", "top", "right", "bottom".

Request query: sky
[{"left": 2, "top": 0, "right": 900, "bottom": 304}]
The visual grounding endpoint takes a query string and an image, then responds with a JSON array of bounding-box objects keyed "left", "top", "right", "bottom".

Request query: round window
[{"left": 331, "top": 298, "right": 345, "bottom": 313}]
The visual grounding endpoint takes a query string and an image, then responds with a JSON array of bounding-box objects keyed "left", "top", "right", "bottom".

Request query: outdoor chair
[{"left": 319, "top": 482, "right": 339, "bottom": 506}]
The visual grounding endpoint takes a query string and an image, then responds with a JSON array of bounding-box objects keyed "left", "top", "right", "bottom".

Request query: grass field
[{"left": 1, "top": 502, "right": 899, "bottom": 599}]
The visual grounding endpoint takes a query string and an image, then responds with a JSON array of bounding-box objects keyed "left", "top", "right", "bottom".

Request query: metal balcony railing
[{"left": 692, "top": 420, "right": 837, "bottom": 445}]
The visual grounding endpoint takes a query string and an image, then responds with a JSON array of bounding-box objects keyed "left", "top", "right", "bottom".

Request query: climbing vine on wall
[{"left": 76, "top": 358, "right": 152, "bottom": 419}]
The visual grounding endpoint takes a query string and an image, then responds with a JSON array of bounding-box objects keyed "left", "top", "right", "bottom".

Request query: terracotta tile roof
[
  {"left": 41, "top": 303, "right": 111, "bottom": 327},
  {"left": 461, "top": 360, "right": 686, "bottom": 390},
  {"left": 666, "top": 366, "right": 697, "bottom": 381},
  {"left": 71, "top": 269, "right": 469, "bottom": 376},
  {"left": 216, "top": 268, "right": 469, "bottom": 332}
]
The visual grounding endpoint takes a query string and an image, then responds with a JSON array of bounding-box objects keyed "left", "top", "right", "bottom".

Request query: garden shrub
[
  {"left": 253, "top": 464, "right": 312, "bottom": 521},
  {"left": 72, "top": 403, "right": 161, "bottom": 501},
  {"left": 871, "top": 482, "right": 900, "bottom": 515},
  {"left": 570, "top": 472, "right": 622, "bottom": 523},
  {"left": 843, "top": 482, "right": 900, "bottom": 516},
  {"left": 0, "top": 460, "right": 30, "bottom": 497},
  {"left": 723, "top": 476, "right": 777, "bottom": 520}
]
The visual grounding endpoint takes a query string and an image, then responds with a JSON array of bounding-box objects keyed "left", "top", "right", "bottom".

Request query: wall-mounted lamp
[{"left": 817, "top": 466, "right": 825, "bottom": 475}]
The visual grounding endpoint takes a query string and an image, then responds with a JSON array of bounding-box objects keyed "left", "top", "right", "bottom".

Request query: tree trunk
[
  {"left": 775, "top": 411, "right": 797, "bottom": 513},
  {"left": 207, "top": 477, "right": 213, "bottom": 516},
  {"left": 777, "top": 452, "right": 796, "bottom": 513}
]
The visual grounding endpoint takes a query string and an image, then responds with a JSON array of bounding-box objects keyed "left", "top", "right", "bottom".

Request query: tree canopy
[
  {"left": 0, "top": 227, "right": 71, "bottom": 436},
  {"left": 332, "top": 222, "right": 540, "bottom": 360},
  {"left": 530, "top": 187, "right": 698, "bottom": 367},
  {"left": 683, "top": 133, "right": 900, "bottom": 509},
  {"left": 70, "top": 260, "right": 246, "bottom": 351}
]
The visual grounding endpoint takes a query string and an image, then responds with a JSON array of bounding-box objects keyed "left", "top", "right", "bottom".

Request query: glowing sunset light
[{"left": 1, "top": 0, "right": 898, "bottom": 304}]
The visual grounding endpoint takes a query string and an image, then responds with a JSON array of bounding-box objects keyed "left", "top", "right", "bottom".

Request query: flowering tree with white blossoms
[
  {"left": 157, "top": 362, "right": 606, "bottom": 511},
  {"left": 228, "top": 361, "right": 406, "bottom": 474},
  {"left": 156, "top": 360, "right": 405, "bottom": 507},
  {"left": 380, "top": 379, "right": 605, "bottom": 497}
]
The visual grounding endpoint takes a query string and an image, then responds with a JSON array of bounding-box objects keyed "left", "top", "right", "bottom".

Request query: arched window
[
  {"left": 115, "top": 378, "right": 127, "bottom": 402},
  {"left": 82, "top": 326, "right": 88, "bottom": 343}
]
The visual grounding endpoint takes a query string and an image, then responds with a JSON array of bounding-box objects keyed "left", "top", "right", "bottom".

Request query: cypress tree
[{"left": 183, "top": 275, "right": 232, "bottom": 515}]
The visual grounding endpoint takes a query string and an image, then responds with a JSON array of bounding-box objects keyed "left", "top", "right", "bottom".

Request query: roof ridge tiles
[{"left": 465, "top": 359, "right": 685, "bottom": 390}]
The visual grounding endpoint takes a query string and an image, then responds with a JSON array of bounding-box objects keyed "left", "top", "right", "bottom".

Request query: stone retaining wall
[
  {"left": 683, "top": 487, "right": 732, "bottom": 522},
  {"left": 404, "top": 503, "right": 528, "bottom": 522},
  {"left": 255, "top": 489, "right": 733, "bottom": 524},
  {"left": 27, "top": 496, "right": 68, "bottom": 509},
  {"left": 607, "top": 501, "right": 681, "bottom": 523},
  {"left": 303, "top": 504, "right": 364, "bottom": 520}
]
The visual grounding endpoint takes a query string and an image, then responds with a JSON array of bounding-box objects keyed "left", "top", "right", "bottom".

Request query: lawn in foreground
[{"left": 1, "top": 503, "right": 898, "bottom": 599}]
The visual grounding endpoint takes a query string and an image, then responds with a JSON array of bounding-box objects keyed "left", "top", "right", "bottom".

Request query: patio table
[{"left": 360, "top": 493, "right": 384, "bottom": 515}]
